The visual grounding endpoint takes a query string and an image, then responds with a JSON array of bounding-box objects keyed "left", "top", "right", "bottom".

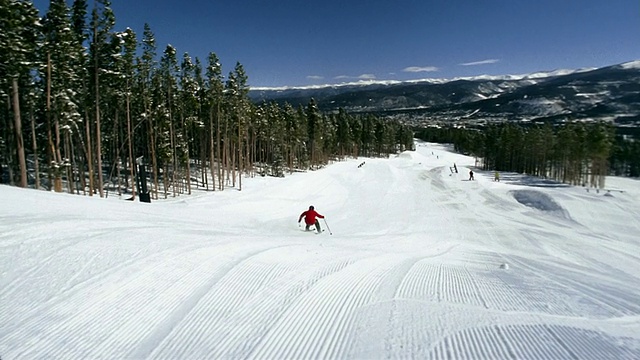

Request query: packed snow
[{"left": 1, "top": 141, "right": 640, "bottom": 359}]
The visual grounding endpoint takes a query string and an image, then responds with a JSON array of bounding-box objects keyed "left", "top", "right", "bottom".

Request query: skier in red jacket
[{"left": 298, "top": 205, "right": 325, "bottom": 233}]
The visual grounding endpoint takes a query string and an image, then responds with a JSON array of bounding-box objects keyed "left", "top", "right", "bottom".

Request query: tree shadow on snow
[{"left": 500, "top": 173, "right": 571, "bottom": 188}]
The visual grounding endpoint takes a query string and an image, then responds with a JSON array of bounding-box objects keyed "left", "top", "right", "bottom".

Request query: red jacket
[{"left": 299, "top": 209, "right": 324, "bottom": 225}]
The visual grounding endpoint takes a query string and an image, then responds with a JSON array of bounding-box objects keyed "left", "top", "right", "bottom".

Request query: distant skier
[
  {"left": 298, "top": 205, "right": 325, "bottom": 233},
  {"left": 494, "top": 171, "right": 500, "bottom": 182},
  {"left": 469, "top": 170, "right": 474, "bottom": 181}
]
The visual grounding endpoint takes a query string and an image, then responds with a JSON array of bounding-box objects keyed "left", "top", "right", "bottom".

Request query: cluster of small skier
[{"left": 297, "top": 165, "right": 502, "bottom": 235}]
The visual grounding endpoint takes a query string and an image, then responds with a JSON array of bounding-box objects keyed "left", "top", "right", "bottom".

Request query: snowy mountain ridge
[
  {"left": 249, "top": 60, "right": 640, "bottom": 127},
  {"left": 250, "top": 67, "right": 594, "bottom": 92}
]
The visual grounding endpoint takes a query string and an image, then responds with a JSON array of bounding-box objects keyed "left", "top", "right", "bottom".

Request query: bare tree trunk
[
  {"left": 209, "top": 108, "right": 215, "bottom": 191},
  {"left": 222, "top": 115, "right": 229, "bottom": 190},
  {"left": 91, "top": 20, "right": 104, "bottom": 197},
  {"left": 53, "top": 111, "right": 63, "bottom": 193},
  {"left": 182, "top": 114, "right": 191, "bottom": 195},
  {"left": 216, "top": 104, "right": 222, "bottom": 190},
  {"left": 148, "top": 116, "right": 159, "bottom": 199},
  {"left": 114, "top": 110, "right": 121, "bottom": 196},
  {"left": 46, "top": 53, "right": 55, "bottom": 190},
  {"left": 30, "top": 108, "right": 40, "bottom": 189},
  {"left": 85, "top": 107, "right": 94, "bottom": 195},
  {"left": 245, "top": 128, "right": 250, "bottom": 178},
  {"left": 11, "top": 78, "right": 27, "bottom": 188},
  {"left": 231, "top": 142, "right": 236, "bottom": 188},
  {"left": 168, "top": 86, "right": 177, "bottom": 197},
  {"left": 95, "top": 70, "right": 104, "bottom": 197},
  {"left": 5, "top": 94, "right": 15, "bottom": 186},
  {"left": 238, "top": 117, "right": 242, "bottom": 191},
  {"left": 65, "top": 131, "right": 73, "bottom": 193},
  {"left": 126, "top": 94, "right": 135, "bottom": 199},
  {"left": 69, "top": 131, "right": 79, "bottom": 194},
  {"left": 169, "top": 117, "right": 176, "bottom": 197},
  {"left": 163, "top": 165, "right": 169, "bottom": 199}
]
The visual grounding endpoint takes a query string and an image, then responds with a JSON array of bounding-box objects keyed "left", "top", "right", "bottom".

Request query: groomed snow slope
[{"left": 1, "top": 141, "right": 640, "bottom": 359}]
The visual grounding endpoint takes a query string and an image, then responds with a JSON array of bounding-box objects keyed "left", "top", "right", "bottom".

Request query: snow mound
[
  {"left": 397, "top": 151, "right": 414, "bottom": 159},
  {"left": 511, "top": 190, "right": 569, "bottom": 218}
]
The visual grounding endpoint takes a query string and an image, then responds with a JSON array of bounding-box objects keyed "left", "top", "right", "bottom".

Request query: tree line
[
  {"left": 415, "top": 122, "right": 640, "bottom": 188},
  {"left": 1, "top": 0, "right": 414, "bottom": 199}
]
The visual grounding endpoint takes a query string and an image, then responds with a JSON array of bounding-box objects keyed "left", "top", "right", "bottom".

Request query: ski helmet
[{"left": 309, "top": 205, "right": 314, "bottom": 210}]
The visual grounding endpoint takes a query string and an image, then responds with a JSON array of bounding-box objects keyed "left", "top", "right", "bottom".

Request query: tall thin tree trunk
[
  {"left": 65, "top": 131, "right": 73, "bottom": 193},
  {"left": 148, "top": 117, "right": 159, "bottom": 199},
  {"left": 115, "top": 110, "right": 121, "bottom": 196},
  {"left": 30, "top": 108, "right": 40, "bottom": 190},
  {"left": 181, "top": 113, "right": 191, "bottom": 195},
  {"left": 95, "top": 70, "right": 104, "bottom": 197},
  {"left": 238, "top": 118, "right": 242, "bottom": 191},
  {"left": 70, "top": 132, "right": 79, "bottom": 194},
  {"left": 209, "top": 108, "right": 215, "bottom": 191},
  {"left": 201, "top": 134, "right": 207, "bottom": 190},
  {"left": 11, "top": 78, "right": 27, "bottom": 188},
  {"left": 169, "top": 117, "right": 176, "bottom": 197},
  {"left": 126, "top": 94, "right": 135, "bottom": 199},
  {"left": 85, "top": 107, "right": 94, "bottom": 195},
  {"left": 5, "top": 94, "right": 15, "bottom": 186},
  {"left": 168, "top": 86, "right": 177, "bottom": 197},
  {"left": 216, "top": 104, "right": 222, "bottom": 190},
  {"left": 54, "top": 112, "right": 63, "bottom": 192},
  {"left": 231, "top": 142, "right": 236, "bottom": 188},
  {"left": 46, "top": 53, "right": 54, "bottom": 190},
  {"left": 94, "top": 22, "right": 104, "bottom": 197},
  {"left": 163, "top": 165, "right": 169, "bottom": 199}
]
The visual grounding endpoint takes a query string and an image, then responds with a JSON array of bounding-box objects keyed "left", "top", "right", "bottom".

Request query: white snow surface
[{"left": 2, "top": 141, "right": 640, "bottom": 359}]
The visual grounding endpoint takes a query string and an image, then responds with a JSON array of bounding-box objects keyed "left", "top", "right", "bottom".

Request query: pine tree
[
  {"left": 89, "top": 0, "right": 116, "bottom": 197},
  {"left": 176, "top": 53, "right": 195, "bottom": 194},
  {"left": 205, "top": 52, "right": 224, "bottom": 190},
  {"left": 305, "top": 98, "right": 322, "bottom": 167},
  {"left": 158, "top": 44, "right": 180, "bottom": 197},
  {"left": 137, "top": 23, "right": 158, "bottom": 198},
  {"left": 115, "top": 28, "right": 138, "bottom": 198},
  {"left": 42, "top": 0, "right": 87, "bottom": 192},
  {"left": 224, "top": 62, "right": 250, "bottom": 190},
  {"left": 0, "top": 0, "right": 40, "bottom": 188}
]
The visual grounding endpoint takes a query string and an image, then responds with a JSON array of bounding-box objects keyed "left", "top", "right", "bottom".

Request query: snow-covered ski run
[{"left": 1, "top": 141, "right": 639, "bottom": 359}]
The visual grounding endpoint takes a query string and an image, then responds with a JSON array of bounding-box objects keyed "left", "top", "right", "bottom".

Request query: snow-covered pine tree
[
  {"left": 0, "top": 0, "right": 40, "bottom": 188},
  {"left": 224, "top": 62, "right": 250, "bottom": 190},
  {"left": 118, "top": 28, "right": 137, "bottom": 199},
  {"left": 305, "top": 98, "right": 323, "bottom": 168},
  {"left": 193, "top": 57, "right": 208, "bottom": 189},
  {"left": 179, "top": 52, "right": 198, "bottom": 195},
  {"left": 89, "top": 0, "right": 116, "bottom": 197},
  {"left": 158, "top": 45, "right": 179, "bottom": 198},
  {"left": 136, "top": 23, "right": 159, "bottom": 199},
  {"left": 0, "top": 0, "right": 40, "bottom": 187},
  {"left": 282, "top": 103, "right": 302, "bottom": 173},
  {"left": 42, "top": 0, "right": 86, "bottom": 192},
  {"left": 205, "top": 52, "right": 224, "bottom": 190}
]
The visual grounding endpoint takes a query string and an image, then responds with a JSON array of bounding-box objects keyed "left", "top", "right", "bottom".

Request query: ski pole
[{"left": 323, "top": 218, "right": 332, "bottom": 235}]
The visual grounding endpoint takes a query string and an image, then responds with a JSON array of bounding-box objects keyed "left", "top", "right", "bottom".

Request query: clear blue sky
[{"left": 32, "top": 0, "right": 640, "bottom": 88}]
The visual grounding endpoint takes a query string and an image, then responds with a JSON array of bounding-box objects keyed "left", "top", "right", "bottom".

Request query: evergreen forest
[
  {"left": 0, "top": 0, "right": 415, "bottom": 199},
  {"left": 415, "top": 122, "right": 640, "bottom": 189}
]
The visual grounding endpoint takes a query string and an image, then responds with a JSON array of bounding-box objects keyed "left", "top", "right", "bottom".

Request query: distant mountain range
[{"left": 249, "top": 61, "right": 640, "bottom": 128}]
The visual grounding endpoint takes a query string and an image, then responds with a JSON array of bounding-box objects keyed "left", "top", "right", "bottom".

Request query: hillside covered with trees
[
  {"left": 0, "top": 0, "right": 414, "bottom": 200},
  {"left": 415, "top": 122, "right": 640, "bottom": 188}
]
